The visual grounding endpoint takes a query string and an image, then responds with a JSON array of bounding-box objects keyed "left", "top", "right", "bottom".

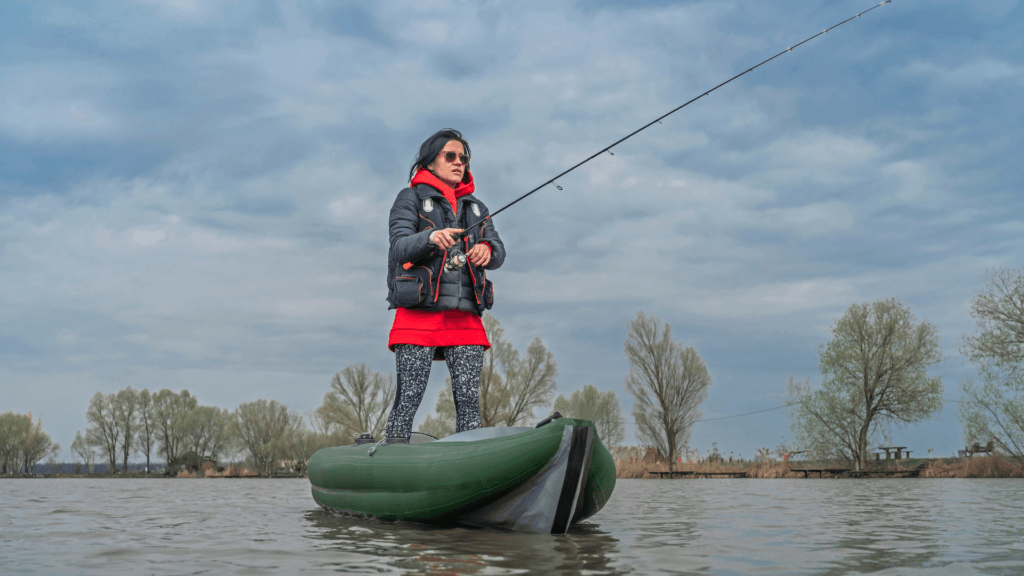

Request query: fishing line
[
  {"left": 452, "top": 0, "right": 893, "bottom": 246},
  {"left": 695, "top": 403, "right": 797, "bottom": 423},
  {"left": 621, "top": 402, "right": 796, "bottom": 427}
]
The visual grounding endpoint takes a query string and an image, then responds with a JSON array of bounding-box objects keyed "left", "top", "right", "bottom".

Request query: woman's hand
[
  {"left": 430, "top": 228, "right": 463, "bottom": 249},
  {"left": 467, "top": 243, "right": 492, "bottom": 267}
]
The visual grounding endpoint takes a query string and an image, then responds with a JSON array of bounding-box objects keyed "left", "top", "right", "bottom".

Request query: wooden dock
[
  {"left": 791, "top": 468, "right": 851, "bottom": 478},
  {"left": 846, "top": 469, "right": 921, "bottom": 478},
  {"left": 652, "top": 470, "right": 748, "bottom": 479},
  {"left": 650, "top": 466, "right": 923, "bottom": 479}
]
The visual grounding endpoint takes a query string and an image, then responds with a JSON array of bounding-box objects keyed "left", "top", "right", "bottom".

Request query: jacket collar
[{"left": 410, "top": 167, "right": 475, "bottom": 198}]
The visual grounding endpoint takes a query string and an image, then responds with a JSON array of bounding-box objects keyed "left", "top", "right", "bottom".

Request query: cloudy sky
[{"left": 3, "top": 0, "right": 1021, "bottom": 461}]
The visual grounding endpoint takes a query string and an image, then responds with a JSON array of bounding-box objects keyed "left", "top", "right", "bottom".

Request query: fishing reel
[
  {"left": 443, "top": 231, "right": 468, "bottom": 271},
  {"left": 445, "top": 248, "right": 467, "bottom": 271}
]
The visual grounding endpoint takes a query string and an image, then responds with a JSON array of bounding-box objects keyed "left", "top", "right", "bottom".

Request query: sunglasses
[{"left": 442, "top": 151, "right": 470, "bottom": 164}]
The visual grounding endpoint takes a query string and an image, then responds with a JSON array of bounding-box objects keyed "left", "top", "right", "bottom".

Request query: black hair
[{"left": 409, "top": 128, "right": 471, "bottom": 183}]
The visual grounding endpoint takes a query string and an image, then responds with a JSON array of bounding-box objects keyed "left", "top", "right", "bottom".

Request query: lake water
[{"left": 2, "top": 478, "right": 1022, "bottom": 575}]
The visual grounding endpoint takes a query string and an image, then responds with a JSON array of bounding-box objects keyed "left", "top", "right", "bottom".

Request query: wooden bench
[
  {"left": 964, "top": 440, "right": 996, "bottom": 457},
  {"left": 877, "top": 446, "right": 909, "bottom": 460}
]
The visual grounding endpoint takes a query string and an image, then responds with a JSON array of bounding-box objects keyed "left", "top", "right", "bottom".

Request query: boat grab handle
[
  {"left": 534, "top": 412, "right": 563, "bottom": 428},
  {"left": 367, "top": 437, "right": 387, "bottom": 456}
]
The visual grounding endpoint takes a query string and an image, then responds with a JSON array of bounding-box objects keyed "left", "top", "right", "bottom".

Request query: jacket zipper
[
  {"left": 464, "top": 237, "right": 481, "bottom": 305},
  {"left": 434, "top": 250, "right": 446, "bottom": 303}
]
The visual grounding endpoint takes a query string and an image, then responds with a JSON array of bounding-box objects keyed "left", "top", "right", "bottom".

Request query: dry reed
[
  {"left": 920, "top": 456, "right": 1024, "bottom": 478},
  {"left": 614, "top": 457, "right": 653, "bottom": 479},
  {"left": 221, "top": 465, "right": 243, "bottom": 477},
  {"left": 745, "top": 461, "right": 803, "bottom": 478},
  {"left": 615, "top": 455, "right": 820, "bottom": 478}
]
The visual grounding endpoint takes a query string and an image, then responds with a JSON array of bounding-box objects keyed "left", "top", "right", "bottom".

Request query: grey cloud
[
  {"left": 312, "top": 4, "right": 392, "bottom": 45},
  {"left": 2, "top": 0, "right": 1020, "bottom": 459}
]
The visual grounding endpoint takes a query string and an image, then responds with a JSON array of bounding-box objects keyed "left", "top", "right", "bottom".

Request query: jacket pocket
[
  {"left": 481, "top": 279, "right": 494, "bottom": 310},
  {"left": 394, "top": 276, "right": 424, "bottom": 307}
]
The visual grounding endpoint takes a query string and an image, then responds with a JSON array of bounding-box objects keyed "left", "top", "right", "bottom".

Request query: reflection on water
[
  {"left": 820, "top": 484, "right": 945, "bottom": 574},
  {"left": 1, "top": 478, "right": 1022, "bottom": 575},
  {"left": 302, "top": 509, "right": 624, "bottom": 575}
]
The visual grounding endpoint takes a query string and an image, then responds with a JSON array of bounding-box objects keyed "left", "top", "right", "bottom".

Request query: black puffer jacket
[{"left": 386, "top": 183, "right": 505, "bottom": 314}]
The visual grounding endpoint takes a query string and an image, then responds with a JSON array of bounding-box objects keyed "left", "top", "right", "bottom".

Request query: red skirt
[{"left": 388, "top": 308, "right": 490, "bottom": 360}]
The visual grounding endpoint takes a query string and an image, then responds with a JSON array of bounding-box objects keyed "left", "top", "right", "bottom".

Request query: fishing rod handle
[{"left": 451, "top": 216, "right": 490, "bottom": 241}]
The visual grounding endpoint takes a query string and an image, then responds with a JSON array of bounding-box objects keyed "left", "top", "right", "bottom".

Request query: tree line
[
  {"left": 786, "top": 266, "right": 1024, "bottom": 471},
  {"left": 0, "top": 412, "right": 60, "bottom": 474},
  {"left": 74, "top": 387, "right": 367, "bottom": 477},
  {"left": 66, "top": 309, "right": 662, "bottom": 477},
  {"left": 409, "top": 313, "right": 708, "bottom": 472},
  {"left": 54, "top": 311, "right": 702, "bottom": 475},
  {"left": 31, "top": 266, "right": 1024, "bottom": 479},
  {"left": 1, "top": 310, "right": 716, "bottom": 476},
  {"left": 64, "top": 263, "right": 1024, "bottom": 477}
]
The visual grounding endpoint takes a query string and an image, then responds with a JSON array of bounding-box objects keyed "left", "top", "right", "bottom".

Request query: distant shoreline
[
  {"left": 615, "top": 455, "right": 1024, "bottom": 479},
  {"left": 5, "top": 456, "right": 1021, "bottom": 480},
  {"left": 0, "top": 474, "right": 307, "bottom": 480}
]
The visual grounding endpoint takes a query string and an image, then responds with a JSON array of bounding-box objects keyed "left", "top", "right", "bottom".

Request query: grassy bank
[
  {"left": 919, "top": 456, "right": 1024, "bottom": 478},
  {"left": 614, "top": 456, "right": 802, "bottom": 478},
  {"left": 615, "top": 455, "right": 1024, "bottom": 479}
]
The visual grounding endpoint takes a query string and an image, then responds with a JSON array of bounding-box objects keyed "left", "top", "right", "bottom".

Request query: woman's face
[{"left": 427, "top": 140, "right": 467, "bottom": 187}]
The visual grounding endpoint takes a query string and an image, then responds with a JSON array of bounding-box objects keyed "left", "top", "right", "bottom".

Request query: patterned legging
[{"left": 384, "top": 344, "right": 484, "bottom": 439}]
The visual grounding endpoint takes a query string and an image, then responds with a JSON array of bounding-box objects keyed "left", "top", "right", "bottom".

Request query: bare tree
[
  {"left": 479, "top": 313, "right": 515, "bottom": 427},
  {"left": 418, "top": 383, "right": 457, "bottom": 439},
  {"left": 788, "top": 298, "right": 943, "bottom": 470},
  {"left": 71, "top": 431, "right": 94, "bottom": 473},
  {"left": 45, "top": 450, "right": 63, "bottom": 475},
  {"left": 184, "top": 405, "right": 232, "bottom": 462},
  {"left": 153, "top": 389, "right": 198, "bottom": 470},
  {"left": 553, "top": 384, "right": 626, "bottom": 447},
  {"left": 86, "top": 392, "right": 121, "bottom": 473},
  {"left": 500, "top": 338, "right": 558, "bottom": 426},
  {"left": 785, "top": 375, "right": 865, "bottom": 461},
  {"left": 279, "top": 418, "right": 328, "bottom": 474},
  {"left": 232, "top": 399, "right": 299, "bottom": 477},
  {"left": 136, "top": 389, "right": 156, "bottom": 472},
  {"left": 316, "top": 364, "right": 394, "bottom": 441},
  {"left": 19, "top": 416, "right": 59, "bottom": 474},
  {"left": 111, "top": 387, "right": 141, "bottom": 473},
  {"left": 959, "top": 266, "right": 1024, "bottom": 464},
  {"left": 417, "top": 314, "right": 558, "bottom": 434},
  {"left": 0, "top": 412, "right": 31, "bottom": 474},
  {"left": 624, "top": 311, "right": 712, "bottom": 471},
  {"left": 307, "top": 410, "right": 346, "bottom": 447}
]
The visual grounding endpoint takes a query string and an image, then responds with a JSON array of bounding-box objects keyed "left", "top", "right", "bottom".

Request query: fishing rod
[{"left": 445, "top": 0, "right": 894, "bottom": 270}]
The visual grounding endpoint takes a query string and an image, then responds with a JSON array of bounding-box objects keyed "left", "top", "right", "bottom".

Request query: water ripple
[{"left": 1, "top": 477, "right": 1022, "bottom": 574}]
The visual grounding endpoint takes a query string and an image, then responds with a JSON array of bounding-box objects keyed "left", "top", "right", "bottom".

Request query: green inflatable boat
[{"left": 307, "top": 417, "right": 616, "bottom": 533}]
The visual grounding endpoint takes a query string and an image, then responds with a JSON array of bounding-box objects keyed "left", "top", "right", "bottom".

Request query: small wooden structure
[
  {"left": 790, "top": 468, "right": 851, "bottom": 478},
  {"left": 876, "top": 446, "right": 911, "bottom": 460},
  {"left": 651, "top": 470, "right": 747, "bottom": 479},
  {"left": 963, "top": 440, "right": 996, "bottom": 457}
]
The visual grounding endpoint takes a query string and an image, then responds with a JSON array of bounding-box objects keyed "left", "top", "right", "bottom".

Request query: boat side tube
[
  {"left": 308, "top": 418, "right": 615, "bottom": 533},
  {"left": 459, "top": 424, "right": 594, "bottom": 534}
]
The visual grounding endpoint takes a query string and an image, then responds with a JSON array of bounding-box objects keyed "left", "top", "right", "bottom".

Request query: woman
[{"left": 384, "top": 128, "right": 505, "bottom": 442}]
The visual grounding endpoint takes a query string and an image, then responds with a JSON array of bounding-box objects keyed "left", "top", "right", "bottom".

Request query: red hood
[{"left": 411, "top": 167, "right": 475, "bottom": 199}]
